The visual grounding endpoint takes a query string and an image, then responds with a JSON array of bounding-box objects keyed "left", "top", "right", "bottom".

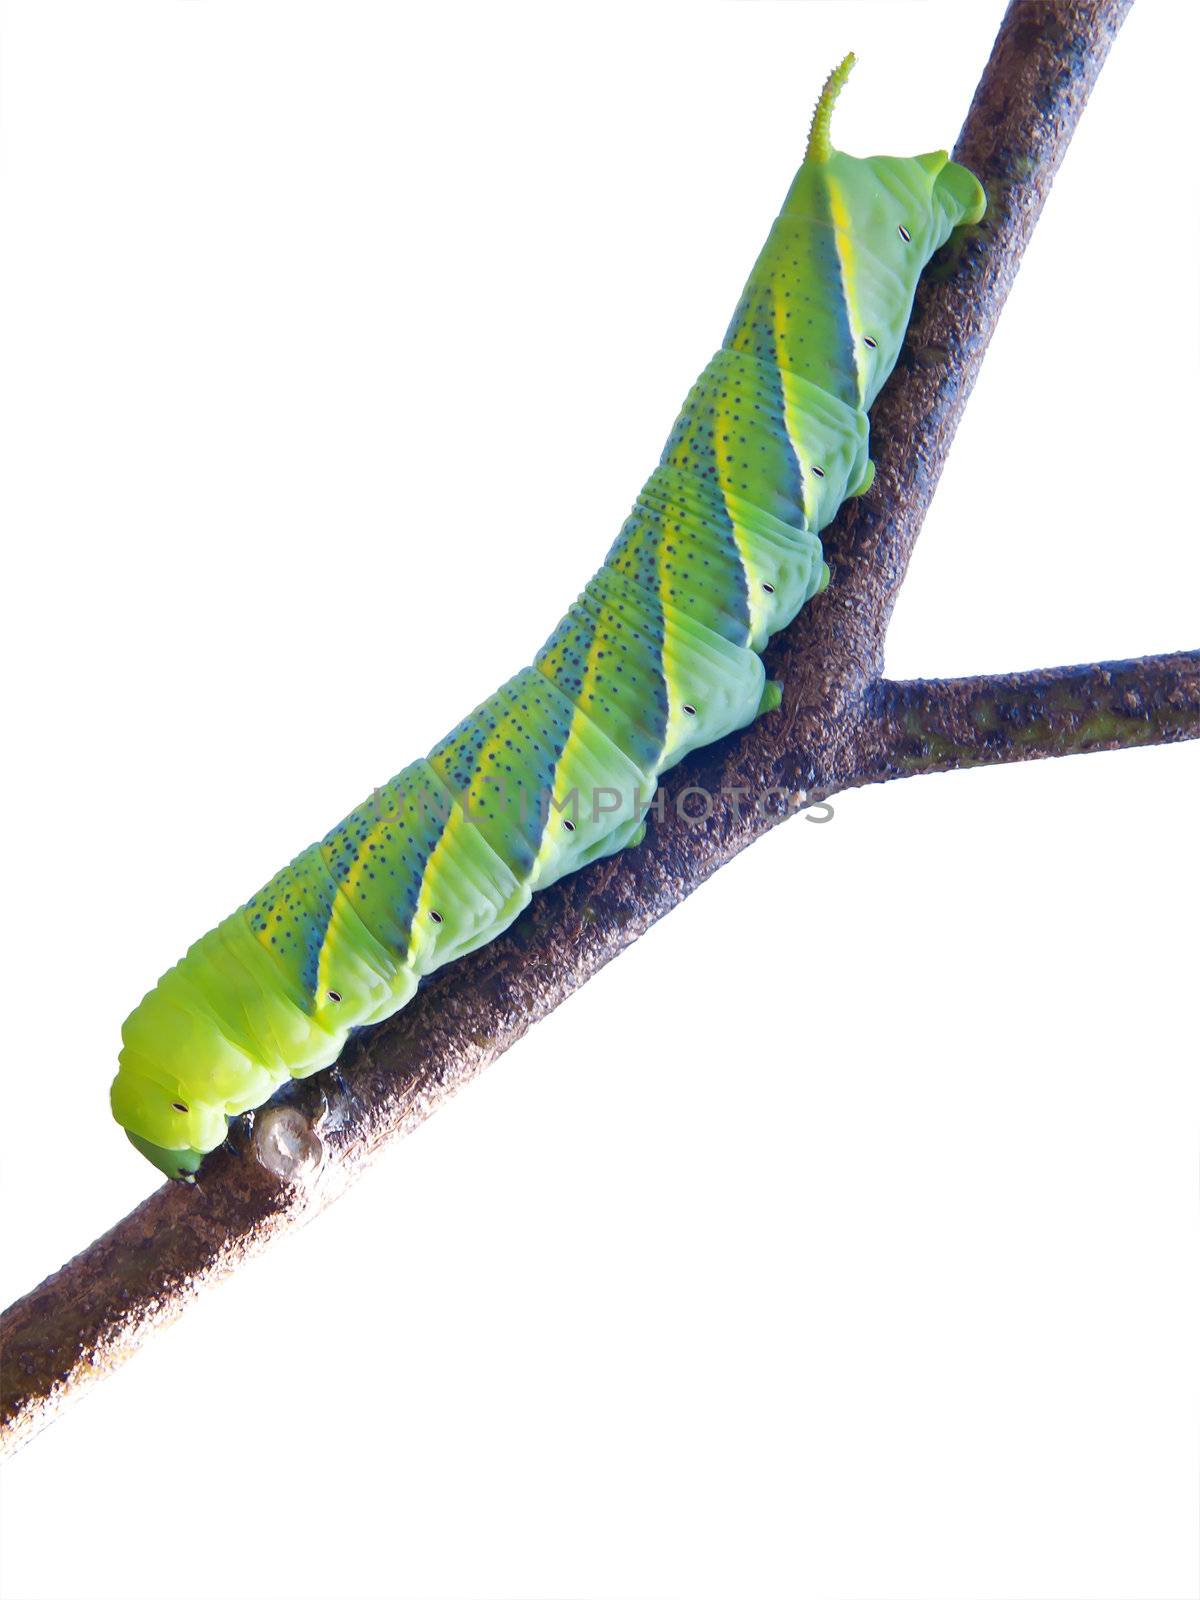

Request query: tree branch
[
  {"left": 2, "top": 0, "right": 1156, "bottom": 1457},
  {"left": 859, "top": 652, "right": 1200, "bottom": 782}
]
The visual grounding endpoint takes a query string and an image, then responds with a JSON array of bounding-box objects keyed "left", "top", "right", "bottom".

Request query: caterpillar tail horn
[{"left": 805, "top": 51, "right": 856, "bottom": 164}]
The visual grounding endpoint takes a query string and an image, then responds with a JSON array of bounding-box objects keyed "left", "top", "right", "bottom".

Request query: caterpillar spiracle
[{"left": 112, "top": 57, "right": 986, "bottom": 1179}]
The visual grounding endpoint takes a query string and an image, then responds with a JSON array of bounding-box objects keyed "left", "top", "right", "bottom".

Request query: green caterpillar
[{"left": 112, "top": 57, "right": 985, "bottom": 1180}]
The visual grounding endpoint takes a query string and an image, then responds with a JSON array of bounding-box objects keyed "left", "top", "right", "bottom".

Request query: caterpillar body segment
[
  {"left": 111, "top": 57, "right": 986, "bottom": 1179},
  {"left": 430, "top": 664, "right": 651, "bottom": 894}
]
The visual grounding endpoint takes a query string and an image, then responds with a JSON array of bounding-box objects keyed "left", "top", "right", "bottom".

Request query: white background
[{"left": 1, "top": 3, "right": 1197, "bottom": 1598}]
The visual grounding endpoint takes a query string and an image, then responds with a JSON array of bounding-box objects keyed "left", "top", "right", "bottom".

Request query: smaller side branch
[{"left": 860, "top": 651, "right": 1200, "bottom": 783}]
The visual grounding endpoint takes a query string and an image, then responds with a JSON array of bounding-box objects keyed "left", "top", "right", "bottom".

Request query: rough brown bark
[
  {"left": 861, "top": 652, "right": 1200, "bottom": 782},
  {"left": 6, "top": 0, "right": 1184, "bottom": 1460}
]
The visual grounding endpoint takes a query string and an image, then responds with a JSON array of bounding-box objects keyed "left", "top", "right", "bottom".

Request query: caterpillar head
[
  {"left": 110, "top": 1055, "right": 221, "bottom": 1182},
  {"left": 110, "top": 963, "right": 265, "bottom": 1181}
]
